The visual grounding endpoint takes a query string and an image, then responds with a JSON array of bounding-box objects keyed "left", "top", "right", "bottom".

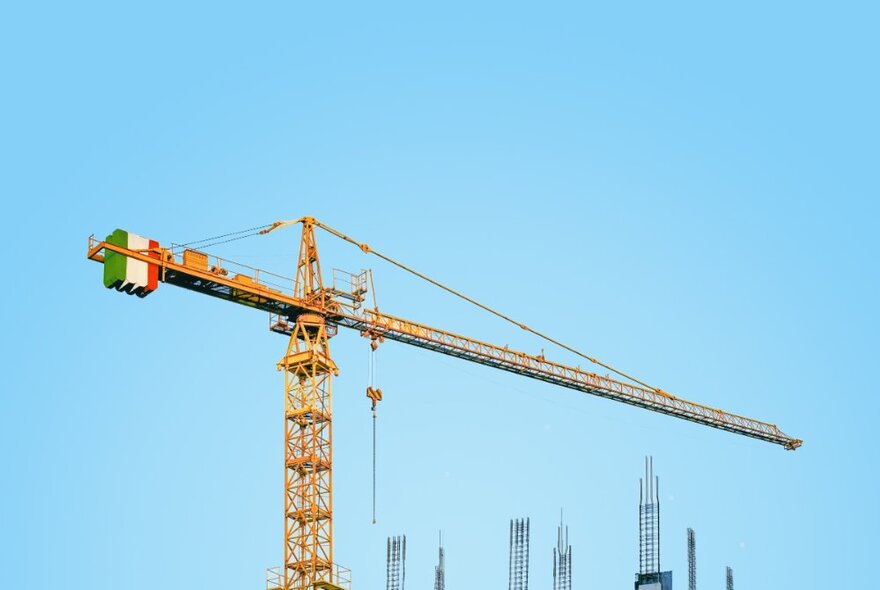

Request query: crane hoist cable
[
  {"left": 303, "top": 218, "right": 667, "bottom": 395},
  {"left": 366, "top": 337, "right": 383, "bottom": 525}
]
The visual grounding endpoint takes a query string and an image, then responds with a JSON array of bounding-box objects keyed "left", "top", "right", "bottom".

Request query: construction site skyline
[
  {"left": 10, "top": 0, "right": 870, "bottom": 587},
  {"left": 376, "top": 458, "right": 745, "bottom": 590}
]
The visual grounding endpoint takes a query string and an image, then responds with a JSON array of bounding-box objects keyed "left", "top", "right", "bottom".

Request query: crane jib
[
  {"left": 331, "top": 312, "right": 801, "bottom": 450},
  {"left": 86, "top": 234, "right": 802, "bottom": 451}
]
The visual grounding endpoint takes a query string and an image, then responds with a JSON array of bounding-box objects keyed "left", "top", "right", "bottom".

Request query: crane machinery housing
[{"left": 86, "top": 216, "right": 801, "bottom": 590}]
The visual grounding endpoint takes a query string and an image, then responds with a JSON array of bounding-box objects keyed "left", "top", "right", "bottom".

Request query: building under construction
[
  {"left": 554, "top": 516, "right": 571, "bottom": 590},
  {"left": 376, "top": 460, "right": 756, "bottom": 590},
  {"left": 434, "top": 535, "right": 445, "bottom": 590},
  {"left": 688, "top": 528, "right": 696, "bottom": 590},
  {"left": 386, "top": 536, "right": 406, "bottom": 590},
  {"left": 635, "top": 457, "right": 672, "bottom": 590},
  {"left": 509, "top": 518, "right": 530, "bottom": 590}
]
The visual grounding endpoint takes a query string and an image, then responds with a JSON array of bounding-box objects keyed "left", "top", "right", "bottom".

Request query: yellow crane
[{"left": 86, "top": 217, "right": 801, "bottom": 590}]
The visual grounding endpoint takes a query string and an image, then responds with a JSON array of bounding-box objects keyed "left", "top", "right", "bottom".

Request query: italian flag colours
[{"left": 103, "top": 229, "right": 159, "bottom": 297}]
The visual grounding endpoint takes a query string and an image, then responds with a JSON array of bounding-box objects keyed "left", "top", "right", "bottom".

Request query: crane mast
[
  {"left": 85, "top": 218, "right": 801, "bottom": 590},
  {"left": 280, "top": 220, "right": 338, "bottom": 590}
]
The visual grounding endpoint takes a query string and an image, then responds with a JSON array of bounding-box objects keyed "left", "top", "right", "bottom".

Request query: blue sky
[{"left": 1, "top": 2, "right": 878, "bottom": 589}]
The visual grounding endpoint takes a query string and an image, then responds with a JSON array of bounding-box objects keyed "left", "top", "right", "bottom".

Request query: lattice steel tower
[
  {"left": 726, "top": 566, "right": 733, "bottom": 590},
  {"left": 280, "top": 220, "right": 337, "bottom": 589},
  {"left": 509, "top": 518, "right": 530, "bottom": 590},
  {"left": 687, "top": 528, "right": 696, "bottom": 590},
  {"left": 553, "top": 515, "right": 571, "bottom": 590},
  {"left": 386, "top": 536, "right": 406, "bottom": 590}
]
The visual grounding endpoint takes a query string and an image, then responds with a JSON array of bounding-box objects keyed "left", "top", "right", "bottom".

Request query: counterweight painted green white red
[{"left": 103, "top": 229, "right": 159, "bottom": 296}]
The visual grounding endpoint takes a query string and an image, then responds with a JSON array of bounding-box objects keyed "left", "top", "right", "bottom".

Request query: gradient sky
[{"left": 2, "top": 2, "right": 877, "bottom": 589}]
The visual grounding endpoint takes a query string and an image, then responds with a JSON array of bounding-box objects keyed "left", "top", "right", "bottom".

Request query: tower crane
[{"left": 86, "top": 217, "right": 801, "bottom": 590}]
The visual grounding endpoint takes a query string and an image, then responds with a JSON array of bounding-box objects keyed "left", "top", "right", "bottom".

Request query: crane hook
[{"left": 366, "top": 385, "right": 383, "bottom": 410}]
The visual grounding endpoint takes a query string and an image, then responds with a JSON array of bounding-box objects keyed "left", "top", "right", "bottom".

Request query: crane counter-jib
[
  {"left": 86, "top": 233, "right": 802, "bottom": 450},
  {"left": 87, "top": 234, "right": 322, "bottom": 317}
]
